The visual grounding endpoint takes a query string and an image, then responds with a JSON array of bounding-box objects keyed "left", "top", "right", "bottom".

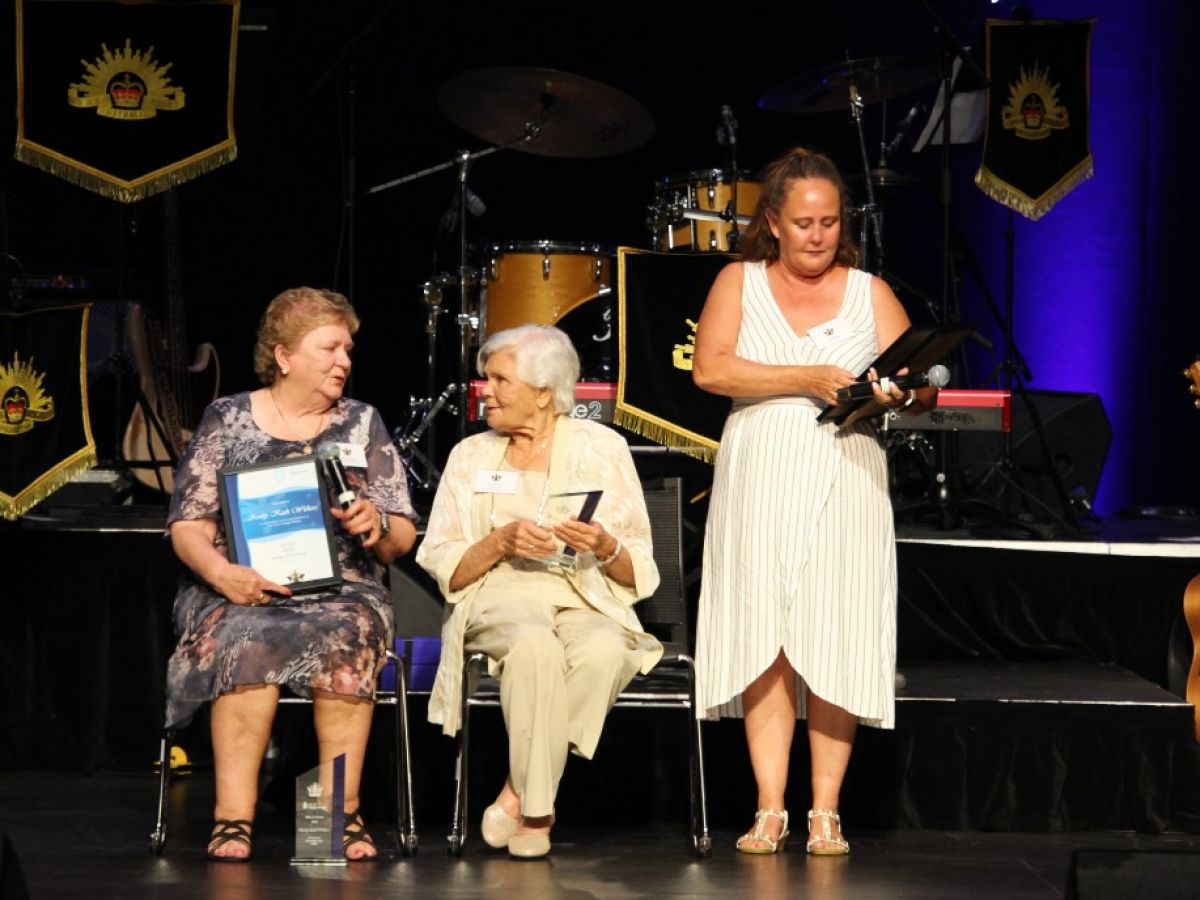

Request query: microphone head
[
  {"left": 927, "top": 364, "right": 951, "bottom": 388},
  {"left": 315, "top": 441, "right": 340, "bottom": 462}
]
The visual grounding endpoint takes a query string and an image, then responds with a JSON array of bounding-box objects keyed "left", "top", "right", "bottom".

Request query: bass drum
[
  {"left": 481, "top": 240, "right": 615, "bottom": 381},
  {"left": 647, "top": 169, "right": 761, "bottom": 252}
]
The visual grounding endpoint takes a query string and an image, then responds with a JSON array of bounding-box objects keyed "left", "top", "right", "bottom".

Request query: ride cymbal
[
  {"left": 759, "top": 55, "right": 938, "bottom": 114},
  {"left": 437, "top": 66, "right": 655, "bottom": 158}
]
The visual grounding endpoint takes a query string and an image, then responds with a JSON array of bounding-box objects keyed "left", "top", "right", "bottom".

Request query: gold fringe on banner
[
  {"left": 0, "top": 447, "right": 97, "bottom": 520},
  {"left": 612, "top": 407, "right": 716, "bottom": 464},
  {"left": 14, "top": 142, "right": 238, "bottom": 204},
  {"left": 974, "top": 155, "right": 1094, "bottom": 222}
]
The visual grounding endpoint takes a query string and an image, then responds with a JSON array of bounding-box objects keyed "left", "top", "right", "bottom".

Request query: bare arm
[
  {"left": 691, "top": 262, "right": 856, "bottom": 404},
  {"left": 330, "top": 498, "right": 417, "bottom": 565},
  {"left": 447, "top": 519, "right": 556, "bottom": 593},
  {"left": 869, "top": 277, "right": 938, "bottom": 413},
  {"left": 169, "top": 518, "right": 292, "bottom": 605}
]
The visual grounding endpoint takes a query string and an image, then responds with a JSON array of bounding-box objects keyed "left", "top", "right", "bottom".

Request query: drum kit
[{"left": 375, "top": 58, "right": 939, "bottom": 491}]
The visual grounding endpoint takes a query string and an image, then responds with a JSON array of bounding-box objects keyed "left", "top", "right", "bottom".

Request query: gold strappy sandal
[
  {"left": 806, "top": 808, "right": 850, "bottom": 856},
  {"left": 735, "top": 808, "right": 790, "bottom": 854}
]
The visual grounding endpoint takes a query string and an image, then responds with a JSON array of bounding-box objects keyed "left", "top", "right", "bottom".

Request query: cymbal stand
[
  {"left": 716, "top": 105, "right": 741, "bottom": 251},
  {"left": 846, "top": 75, "right": 885, "bottom": 274},
  {"left": 369, "top": 125, "right": 545, "bottom": 447}
]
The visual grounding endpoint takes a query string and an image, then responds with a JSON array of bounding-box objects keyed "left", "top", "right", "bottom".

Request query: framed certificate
[{"left": 217, "top": 456, "right": 342, "bottom": 593}]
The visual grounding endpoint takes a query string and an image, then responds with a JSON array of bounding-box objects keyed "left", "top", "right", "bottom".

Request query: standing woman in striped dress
[{"left": 691, "top": 147, "right": 937, "bottom": 856}]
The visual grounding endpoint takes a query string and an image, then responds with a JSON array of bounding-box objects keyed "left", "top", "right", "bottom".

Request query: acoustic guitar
[
  {"left": 1180, "top": 359, "right": 1200, "bottom": 739},
  {"left": 121, "top": 189, "right": 220, "bottom": 494}
]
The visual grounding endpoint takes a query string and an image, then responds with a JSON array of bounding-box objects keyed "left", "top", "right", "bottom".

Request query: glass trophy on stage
[
  {"left": 535, "top": 490, "right": 603, "bottom": 571},
  {"left": 291, "top": 753, "right": 346, "bottom": 866}
]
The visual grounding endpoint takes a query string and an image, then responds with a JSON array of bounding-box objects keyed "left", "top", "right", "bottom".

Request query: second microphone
[{"left": 835, "top": 364, "right": 950, "bottom": 403}]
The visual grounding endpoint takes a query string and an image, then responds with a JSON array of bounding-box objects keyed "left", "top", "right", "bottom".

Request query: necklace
[
  {"left": 269, "top": 388, "right": 327, "bottom": 451},
  {"left": 506, "top": 430, "right": 551, "bottom": 469}
]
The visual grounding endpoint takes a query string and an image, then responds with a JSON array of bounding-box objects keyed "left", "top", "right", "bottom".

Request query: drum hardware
[
  {"left": 716, "top": 104, "right": 742, "bottom": 251},
  {"left": 647, "top": 170, "right": 760, "bottom": 253},
  {"left": 393, "top": 383, "right": 458, "bottom": 492},
  {"left": 845, "top": 72, "right": 885, "bottom": 275},
  {"left": 757, "top": 54, "right": 939, "bottom": 114}
]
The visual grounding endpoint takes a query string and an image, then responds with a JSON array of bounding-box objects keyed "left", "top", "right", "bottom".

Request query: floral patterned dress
[{"left": 164, "top": 392, "right": 415, "bottom": 729}]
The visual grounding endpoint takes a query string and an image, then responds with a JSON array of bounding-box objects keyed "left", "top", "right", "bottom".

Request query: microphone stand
[
  {"left": 369, "top": 127, "right": 544, "bottom": 482},
  {"left": 845, "top": 72, "right": 884, "bottom": 274},
  {"left": 717, "top": 106, "right": 741, "bottom": 251}
]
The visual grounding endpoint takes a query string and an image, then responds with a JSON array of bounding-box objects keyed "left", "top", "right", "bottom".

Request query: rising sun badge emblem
[
  {"left": 67, "top": 38, "right": 185, "bottom": 120},
  {"left": 0, "top": 353, "right": 55, "bottom": 436},
  {"left": 1001, "top": 63, "right": 1069, "bottom": 141}
]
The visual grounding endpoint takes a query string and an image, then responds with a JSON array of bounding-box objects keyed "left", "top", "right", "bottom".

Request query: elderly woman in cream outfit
[{"left": 417, "top": 324, "right": 662, "bottom": 859}]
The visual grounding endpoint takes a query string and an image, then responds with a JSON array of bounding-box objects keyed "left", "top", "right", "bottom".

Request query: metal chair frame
[
  {"left": 445, "top": 477, "right": 712, "bottom": 858},
  {"left": 149, "top": 647, "right": 418, "bottom": 856}
]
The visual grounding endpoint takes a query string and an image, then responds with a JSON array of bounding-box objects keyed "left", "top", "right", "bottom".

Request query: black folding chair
[{"left": 446, "top": 477, "right": 711, "bottom": 858}]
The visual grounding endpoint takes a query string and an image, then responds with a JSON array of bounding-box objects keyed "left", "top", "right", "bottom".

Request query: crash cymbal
[
  {"left": 759, "top": 55, "right": 938, "bottom": 114},
  {"left": 437, "top": 66, "right": 655, "bottom": 158},
  {"left": 849, "top": 167, "right": 938, "bottom": 189}
]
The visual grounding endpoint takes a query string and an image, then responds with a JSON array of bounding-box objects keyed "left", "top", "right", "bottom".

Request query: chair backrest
[{"left": 637, "top": 477, "right": 689, "bottom": 655}]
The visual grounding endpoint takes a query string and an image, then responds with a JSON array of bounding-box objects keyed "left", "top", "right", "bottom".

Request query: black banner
[
  {"left": 615, "top": 249, "right": 731, "bottom": 461},
  {"left": 14, "top": 0, "right": 240, "bottom": 202},
  {"left": 1, "top": 305, "right": 96, "bottom": 519},
  {"left": 974, "top": 18, "right": 1094, "bottom": 220}
]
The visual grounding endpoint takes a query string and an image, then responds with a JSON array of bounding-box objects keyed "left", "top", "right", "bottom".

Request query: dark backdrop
[{"left": 2, "top": 0, "right": 1199, "bottom": 514}]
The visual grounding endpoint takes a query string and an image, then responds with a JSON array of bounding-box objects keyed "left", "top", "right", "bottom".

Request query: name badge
[
  {"left": 475, "top": 470, "right": 518, "bottom": 494},
  {"left": 335, "top": 442, "right": 368, "bottom": 469},
  {"left": 807, "top": 316, "right": 852, "bottom": 349}
]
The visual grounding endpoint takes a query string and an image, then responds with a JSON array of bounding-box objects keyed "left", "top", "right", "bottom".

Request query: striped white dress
[{"left": 695, "top": 262, "right": 896, "bottom": 729}]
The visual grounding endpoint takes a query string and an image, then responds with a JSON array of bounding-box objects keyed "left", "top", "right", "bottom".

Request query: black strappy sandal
[
  {"left": 207, "top": 818, "right": 253, "bottom": 862},
  {"left": 343, "top": 809, "right": 378, "bottom": 861}
]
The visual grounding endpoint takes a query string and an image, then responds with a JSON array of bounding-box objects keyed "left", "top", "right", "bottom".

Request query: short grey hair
[{"left": 476, "top": 325, "right": 579, "bottom": 414}]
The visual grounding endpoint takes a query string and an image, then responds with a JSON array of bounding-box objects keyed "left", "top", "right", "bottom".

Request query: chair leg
[
  {"left": 149, "top": 728, "right": 174, "bottom": 855},
  {"left": 678, "top": 655, "right": 712, "bottom": 858},
  {"left": 447, "top": 654, "right": 477, "bottom": 855},
  {"left": 393, "top": 653, "right": 419, "bottom": 856}
]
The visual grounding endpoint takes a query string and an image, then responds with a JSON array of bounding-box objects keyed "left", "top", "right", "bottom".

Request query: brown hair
[
  {"left": 739, "top": 147, "right": 858, "bottom": 267},
  {"left": 253, "top": 287, "right": 360, "bottom": 385}
]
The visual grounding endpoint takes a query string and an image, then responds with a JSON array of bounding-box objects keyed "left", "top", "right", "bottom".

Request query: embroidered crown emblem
[
  {"left": 672, "top": 318, "right": 699, "bottom": 371},
  {"left": 1001, "top": 63, "right": 1069, "bottom": 141},
  {"left": 0, "top": 352, "right": 55, "bottom": 435},
  {"left": 67, "top": 39, "right": 185, "bottom": 120}
]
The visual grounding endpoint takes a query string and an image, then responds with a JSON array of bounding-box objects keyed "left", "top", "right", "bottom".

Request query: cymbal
[
  {"left": 759, "top": 55, "right": 938, "bottom": 114},
  {"left": 437, "top": 66, "right": 655, "bottom": 158},
  {"left": 849, "top": 167, "right": 938, "bottom": 189}
]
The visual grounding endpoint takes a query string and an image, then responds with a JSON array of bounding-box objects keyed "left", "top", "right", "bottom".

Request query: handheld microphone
[
  {"left": 316, "top": 442, "right": 365, "bottom": 543},
  {"left": 835, "top": 364, "right": 950, "bottom": 403}
]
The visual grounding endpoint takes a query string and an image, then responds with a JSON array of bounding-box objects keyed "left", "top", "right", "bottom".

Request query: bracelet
[
  {"left": 378, "top": 509, "right": 391, "bottom": 537},
  {"left": 595, "top": 537, "right": 622, "bottom": 566}
]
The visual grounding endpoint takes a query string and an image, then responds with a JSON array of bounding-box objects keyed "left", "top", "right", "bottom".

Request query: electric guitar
[{"left": 121, "top": 189, "right": 220, "bottom": 494}]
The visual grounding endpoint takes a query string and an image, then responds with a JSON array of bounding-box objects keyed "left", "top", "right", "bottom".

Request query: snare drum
[
  {"left": 482, "top": 240, "right": 615, "bottom": 380},
  {"left": 647, "top": 169, "right": 761, "bottom": 252}
]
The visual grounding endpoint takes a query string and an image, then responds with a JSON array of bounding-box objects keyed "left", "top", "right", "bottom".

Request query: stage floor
[{"left": 2, "top": 771, "right": 1200, "bottom": 900}]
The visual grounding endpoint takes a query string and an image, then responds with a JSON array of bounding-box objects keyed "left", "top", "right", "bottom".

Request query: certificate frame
[{"left": 217, "top": 456, "right": 342, "bottom": 593}]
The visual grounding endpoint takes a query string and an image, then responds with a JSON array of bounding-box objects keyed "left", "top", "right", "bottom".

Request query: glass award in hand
[{"left": 534, "top": 489, "right": 603, "bottom": 571}]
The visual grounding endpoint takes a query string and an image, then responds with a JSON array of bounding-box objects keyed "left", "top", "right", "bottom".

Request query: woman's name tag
[
  {"left": 807, "top": 316, "right": 851, "bottom": 348},
  {"left": 475, "top": 470, "right": 518, "bottom": 494}
]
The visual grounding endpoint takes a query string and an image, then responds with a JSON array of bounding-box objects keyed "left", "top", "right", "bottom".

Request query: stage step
[{"left": 886, "top": 659, "right": 1200, "bottom": 834}]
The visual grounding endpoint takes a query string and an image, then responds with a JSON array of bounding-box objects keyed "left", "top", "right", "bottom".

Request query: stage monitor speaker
[
  {"left": 1, "top": 830, "right": 30, "bottom": 900},
  {"left": 1066, "top": 849, "right": 1200, "bottom": 899},
  {"left": 958, "top": 390, "right": 1111, "bottom": 517}
]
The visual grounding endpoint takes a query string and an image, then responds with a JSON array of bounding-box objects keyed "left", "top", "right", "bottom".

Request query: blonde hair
[{"left": 253, "top": 287, "right": 360, "bottom": 384}]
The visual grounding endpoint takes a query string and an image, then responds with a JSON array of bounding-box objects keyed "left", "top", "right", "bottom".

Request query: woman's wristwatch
[{"left": 378, "top": 509, "right": 391, "bottom": 538}]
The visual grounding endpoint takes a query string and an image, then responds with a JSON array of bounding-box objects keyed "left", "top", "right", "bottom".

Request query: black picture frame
[
  {"left": 217, "top": 455, "right": 342, "bottom": 593},
  {"left": 817, "top": 323, "right": 976, "bottom": 427}
]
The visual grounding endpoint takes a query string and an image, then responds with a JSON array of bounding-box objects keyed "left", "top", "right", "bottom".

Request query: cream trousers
[{"left": 463, "top": 593, "right": 645, "bottom": 818}]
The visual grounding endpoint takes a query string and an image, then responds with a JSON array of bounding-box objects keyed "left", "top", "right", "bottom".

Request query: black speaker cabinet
[
  {"left": 1066, "top": 849, "right": 1200, "bottom": 899},
  {"left": 958, "top": 390, "right": 1112, "bottom": 516},
  {"left": 0, "top": 830, "right": 30, "bottom": 900}
]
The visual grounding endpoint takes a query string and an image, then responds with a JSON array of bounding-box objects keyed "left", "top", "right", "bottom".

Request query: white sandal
[
  {"left": 735, "top": 808, "right": 790, "bottom": 854},
  {"left": 806, "top": 808, "right": 850, "bottom": 856}
]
